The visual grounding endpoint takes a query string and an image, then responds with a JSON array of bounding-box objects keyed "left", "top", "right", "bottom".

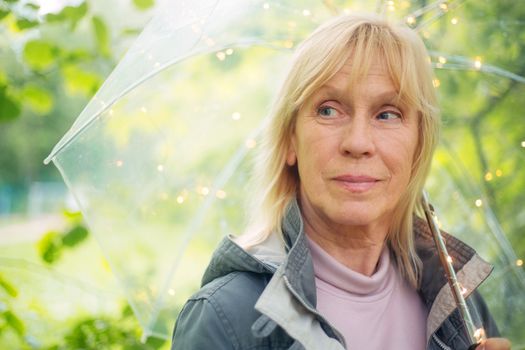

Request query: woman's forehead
[{"left": 314, "top": 59, "right": 400, "bottom": 99}]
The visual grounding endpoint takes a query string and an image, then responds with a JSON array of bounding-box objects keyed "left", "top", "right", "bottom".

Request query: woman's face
[{"left": 288, "top": 57, "right": 419, "bottom": 233}]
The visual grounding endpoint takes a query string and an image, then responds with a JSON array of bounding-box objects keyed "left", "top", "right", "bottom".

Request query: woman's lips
[{"left": 333, "top": 175, "right": 380, "bottom": 193}]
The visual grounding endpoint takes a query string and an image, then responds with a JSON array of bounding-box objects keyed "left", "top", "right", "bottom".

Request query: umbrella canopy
[{"left": 45, "top": 0, "right": 525, "bottom": 343}]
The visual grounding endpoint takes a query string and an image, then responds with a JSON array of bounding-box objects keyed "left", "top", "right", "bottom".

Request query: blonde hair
[{"left": 238, "top": 13, "right": 440, "bottom": 287}]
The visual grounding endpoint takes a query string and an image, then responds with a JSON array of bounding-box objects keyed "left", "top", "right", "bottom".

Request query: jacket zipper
[
  {"left": 432, "top": 333, "right": 452, "bottom": 350},
  {"left": 282, "top": 275, "right": 347, "bottom": 348}
]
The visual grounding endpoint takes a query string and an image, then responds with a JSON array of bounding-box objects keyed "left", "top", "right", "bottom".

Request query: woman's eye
[
  {"left": 377, "top": 111, "right": 401, "bottom": 121},
  {"left": 317, "top": 106, "right": 339, "bottom": 118}
]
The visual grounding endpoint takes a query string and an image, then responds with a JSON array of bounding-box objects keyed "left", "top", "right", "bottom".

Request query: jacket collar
[
  {"left": 275, "top": 200, "right": 493, "bottom": 345},
  {"left": 200, "top": 233, "right": 274, "bottom": 286},
  {"left": 280, "top": 197, "right": 317, "bottom": 308},
  {"left": 202, "top": 198, "right": 493, "bottom": 347},
  {"left": 413, "top": 217, "right": 493, "bottom": 340},
  {"left": 280, "top": 198, "right": 493, "bottom": 310},
  {"left": 254, "top": 198, "right": 347, "bottom": 349}
]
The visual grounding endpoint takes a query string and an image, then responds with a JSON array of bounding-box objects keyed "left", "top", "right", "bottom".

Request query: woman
[{"left": 171, "top": 13, "right": 511, "bottom": 350}]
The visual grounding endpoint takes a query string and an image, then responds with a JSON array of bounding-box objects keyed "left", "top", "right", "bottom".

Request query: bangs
[{"left": 291, "top": 15, "right": 433, "bottom": 115}]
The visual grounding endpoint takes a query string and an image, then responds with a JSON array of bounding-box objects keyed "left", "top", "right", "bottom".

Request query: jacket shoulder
[
  {"left": 172, "top": 271, "right": 294, "bottom": 350},
  {"left": 196, "top": 270, "right": 271, "bottom": 302}
]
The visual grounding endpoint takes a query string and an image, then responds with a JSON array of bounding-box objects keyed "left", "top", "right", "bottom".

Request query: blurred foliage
[
  {"left": 43, "top": 304, "right": 166, "bottom": 350},
  {"left": 1, "top": 276, "right": 167, "bottom": 349},
  {"left": 56, "top": 309, "right": 166, "bottom": 350},
  {"left": 0, "top": 274, "right": 24, "bottom": 340},
  {"left": 0, "top": 0, "right": 164, "bottom": 348},
  {"left": 0, "top": 0, "right": 107, "bottom": 186},
  {"left": 44, "top": 3, "right": 88, "bottom": 29},
  {"left": 133, "top": 0, "right": 155, "bottom": 11},
  {"left": 0, "top": 0, "right": 153, "bottom": 187},
  {"left": 0, "top": 209, "right": 168, "bottom": 348},
  {"left": 37, "top": 210, "right": 88, "bottom": 264}
]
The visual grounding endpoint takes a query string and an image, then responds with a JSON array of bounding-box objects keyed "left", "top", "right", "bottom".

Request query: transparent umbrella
[{"left": 44, "top": 0, "right": 525, "bottom": 344}]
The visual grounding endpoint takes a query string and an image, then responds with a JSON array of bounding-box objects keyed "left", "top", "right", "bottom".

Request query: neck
[{"left": 300, "top": 204, "right": 389, "bottom": 277}]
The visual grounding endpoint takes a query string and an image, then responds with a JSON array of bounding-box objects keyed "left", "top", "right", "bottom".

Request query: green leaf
[
  {"left": 23, "top": 40, "right": 56, "bottom": 71},
  {"left": 21, "top": 84, "right": 54, "bottom": 114},
  {"left": 62, "top": 209, "right": 83, "bottom": 222},
  {"left": 121, "top": 27, "right": 142, "bottom": 36},
  {"left": 45, "top": 2, "right": 87, "bottom": 29},
  {"left": 121, "top": 304, "right": 134, "bottom": 318},
  {"left": 0, "top": 9, "right": 10, "bottom": 20},
  {"left": 37, "top": 231, "right": 62, "bottom": 264},
  {"left": 0, "top": 85, "right": 21, "bottom": 122},
  {"left": 92, "top": 16, "right": 110, "bottom": 57},
  {"left": 145, "top": 335, "right": 166, "bottom": 348},
  {"left": 3, "top": 311, "right": 25, "bottom": 336},
  {"left": 62, "top": 64, "right": 102, "bottom": 97},
  {"left": 15, "top": 18, "right": 39, "bottom": 30},
  {"left": 133, "top": 0, "right": 155, "bottom": 11},
  {"left": 25, "top": 3, "right": 39, "bottom": 10},
  {"left": 0, "top": 274, "right": 18, "bottom": 298},
  {"left": 62, "top": 225, "right": 88, "bottom": 247},
  {"left": 45, "top": 12, "right": 64, "bottom": 22},
  {"left": 63, "top": 49, "right": 92, "bottom": 63}
]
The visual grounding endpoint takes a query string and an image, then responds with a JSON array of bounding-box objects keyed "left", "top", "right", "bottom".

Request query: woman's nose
[{"left": 338, "top": 114, "right": 375, "bottom": 158}]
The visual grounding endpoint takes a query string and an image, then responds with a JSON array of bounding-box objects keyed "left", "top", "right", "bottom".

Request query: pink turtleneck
[{"left": 307, "top": 236, "right": 428, "bottom": 350}]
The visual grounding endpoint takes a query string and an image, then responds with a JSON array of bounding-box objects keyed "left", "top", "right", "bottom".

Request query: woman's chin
[{"left": 326, "top": 204, "right": 391, "bottom": 230}]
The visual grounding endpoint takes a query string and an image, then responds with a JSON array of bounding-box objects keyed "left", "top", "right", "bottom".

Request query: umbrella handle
[{"left": 421, "top": 191, "right": 486, "bottom": 347}]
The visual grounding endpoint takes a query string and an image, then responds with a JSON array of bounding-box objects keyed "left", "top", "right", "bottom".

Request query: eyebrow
[
  {"left": 316, "top": 85, "right": 402, "bottom": 105},
  {"left": 314, "top": 85, "right": 343, "bottom": 98},
  {"left": 373, "top": 91, "right": 402, "bottom": 105}
]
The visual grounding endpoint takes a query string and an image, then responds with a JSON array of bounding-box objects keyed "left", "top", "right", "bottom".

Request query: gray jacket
[{"left": 172, "top": 200, "right": 499, "bottom": 349}]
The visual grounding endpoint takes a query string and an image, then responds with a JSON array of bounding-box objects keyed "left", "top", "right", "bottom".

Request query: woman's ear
[
  {"left": 286, "top": 150, "right": 296, "bottom": 166},
  {"left": 286, "top": 138, "right": 297, "bottom": 166}
]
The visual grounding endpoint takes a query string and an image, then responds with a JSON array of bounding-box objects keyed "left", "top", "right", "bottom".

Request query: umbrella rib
[
  {"left": 0, "top": 257, "right": 117, "bottom": 299},
  {"left": 433, "top": 63, "right": 525, "bottom": 83},
  {"left": 429, "top": 51, "right": 525, "bottom": 84},
  {"left": 415, "top": 0, "right": 468, "bottom": 31}
]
